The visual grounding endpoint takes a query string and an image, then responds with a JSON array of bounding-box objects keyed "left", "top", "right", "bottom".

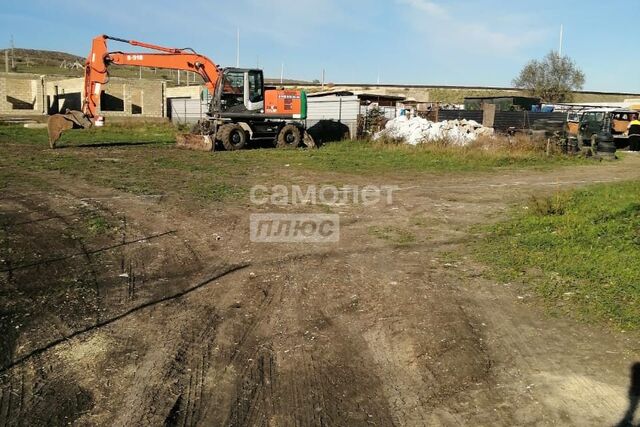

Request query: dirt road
[{"left": 1, "top": 153, "right": 640, "bottom": 426}]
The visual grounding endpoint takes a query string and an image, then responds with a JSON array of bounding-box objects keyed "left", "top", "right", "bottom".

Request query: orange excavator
[{"left": 78, "top": 34, "right": 310, "bottom": 150}]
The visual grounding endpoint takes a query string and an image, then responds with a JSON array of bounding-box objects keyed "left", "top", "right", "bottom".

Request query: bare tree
[{"left": 513, "top": 51, "right": 585, "bottom": 103}]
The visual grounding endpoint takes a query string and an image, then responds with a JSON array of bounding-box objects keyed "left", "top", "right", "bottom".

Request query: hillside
[
  {"left": 0, "top": 48, "right": 85, "bottom": 76},
  {"left": 0, "top": 48, "right": 313, "bottom": 86},
  {"left": 0, "top": 48, "right": 170, "bottom": 80}
]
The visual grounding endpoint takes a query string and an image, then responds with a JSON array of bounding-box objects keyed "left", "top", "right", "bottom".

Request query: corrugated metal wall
[
  {"left": 168, "top": 98, "right": 208, "bottom": 125},
  {"left": 438, "top": 110, "right": 566, "bottom": 132},
  {"left": 306, "top": 95, "right": 360, "bottom": 138},
  {"left": 168, "top": 96, "right": 567, "bottom": 141},
  {"left": 169, "top": 96, "right": 363, "bottom": 139}
]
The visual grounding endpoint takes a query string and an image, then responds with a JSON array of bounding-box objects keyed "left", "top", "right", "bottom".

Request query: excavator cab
[
  {"left": 213, "top": 68, "right": 306, "bottom": 120},
  {"left": 217, "top": 68, "right": 264, "bottom": 114}
]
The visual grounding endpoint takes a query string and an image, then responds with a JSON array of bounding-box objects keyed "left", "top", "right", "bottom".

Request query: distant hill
[
  {"left": 0, "top": 48, "right": 86, "bottom": 77},
  {"left": 0, "top": 48, "right": 84, "bottom": 66},
  {"left": 265, "top": 78, "right": 314, "bottom": 85},
  {"left": 0, "top": 48, "right": 315, "bottom": 85}
]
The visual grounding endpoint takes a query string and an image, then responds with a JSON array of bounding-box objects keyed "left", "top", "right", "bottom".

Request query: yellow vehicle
[{"left": 566, "top": 111, "right": 581, "bottom": 136}]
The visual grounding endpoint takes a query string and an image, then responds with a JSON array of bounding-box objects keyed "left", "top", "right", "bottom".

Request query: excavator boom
[{"left": 83, "top": 35, "right": 220, "bottom": 118}]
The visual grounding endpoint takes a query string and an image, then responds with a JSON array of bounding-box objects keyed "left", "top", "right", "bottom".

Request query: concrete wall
[
  {"left": 1, "top": 73, "right": 165, "bottom": 118},
  {"left": 165, "top": 85, "right": 202, "bottom": 100},
  {"left": 45, "top": 77, "right": 83, "bottom": 114},
  {"left": 4, "top": 74, "right": 638, "bottom": 119},
  {"left": 90, "top": 78, "right": 165, "bottom": 118},
  {"left": 289, "top": 84, "right": 640, "bottom": 104},
  {"left": 0, "top": 73, "right": 45, "bottom": 115}
]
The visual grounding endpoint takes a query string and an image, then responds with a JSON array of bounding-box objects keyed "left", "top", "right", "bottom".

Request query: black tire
[
  {"left": 219, "top": 124, "right": 247, "bottom": 150},
  {"left": 303, "top": 132, "right": 317, "bottom": 149},
  {"left": 597, "top": 142, "right": 616, "bottom": 153},
  {"left": 276, "top": 124, "right": 302, "bottom": 148}
]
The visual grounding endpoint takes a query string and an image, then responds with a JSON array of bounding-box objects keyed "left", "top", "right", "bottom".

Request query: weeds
[
  {"left": 475, "top": 180, "right": 640, "bottom": 329},
  {"left": 528, "top": 193, "right": 570, "bottom": 216},
  {"left": 86, "top": 214, "right": 111, "bottom": 235},
  {"left": 368, "top": 225, "right": 416, "bottom": 245}
]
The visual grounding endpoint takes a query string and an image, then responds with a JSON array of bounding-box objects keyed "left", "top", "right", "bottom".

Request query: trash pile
[{"left": 374, "top": 116, "right": 494, "bottom": 146}]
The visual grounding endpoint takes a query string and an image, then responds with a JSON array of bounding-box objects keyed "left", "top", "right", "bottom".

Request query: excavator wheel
[
  {"left": 219, "top": 124, "right": 247, "bottom": 150},
  {"left": 276, "top": 124, "right": 302, "bottom": 148}
]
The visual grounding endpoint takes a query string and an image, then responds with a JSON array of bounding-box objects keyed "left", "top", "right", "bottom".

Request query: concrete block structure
[
  {"left": 1, "top": 73, "right": 166, "bottom": 118},
  {"left": 44, "top": 76, "right": 165, "bottom": 118},
  {"left": 0, "top": 74, "right": 46, "bottom": 115},
  {"left": 2, "top": 72, "right": 639, "bottom": 120}
]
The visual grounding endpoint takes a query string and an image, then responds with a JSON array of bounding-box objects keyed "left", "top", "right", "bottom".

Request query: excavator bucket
[{"left": 175, "top": 134, "right": 214, "bottom": 152}]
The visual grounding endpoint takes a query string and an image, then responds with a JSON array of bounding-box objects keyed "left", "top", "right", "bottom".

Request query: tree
[{"left": 513, "top": 51, "right": 585, "bottom": 103}]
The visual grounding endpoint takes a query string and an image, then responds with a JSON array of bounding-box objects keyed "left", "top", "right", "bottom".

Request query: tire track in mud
[
  {"left": 128, "top": 310, "right": 222, "bottom": 426},
  {"left": 0, "top": 230, "right": 177, "bottom": 274},
  {"left": 0, "top": 263, "right": 249, "bottom": 375},
  {"left": 221, "top": 276, "right": 281, "bottom": 427}
]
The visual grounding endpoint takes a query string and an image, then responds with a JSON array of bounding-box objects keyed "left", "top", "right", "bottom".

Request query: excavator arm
[{"left": 83, "top": 35, "right": 220, "bottom": 119}]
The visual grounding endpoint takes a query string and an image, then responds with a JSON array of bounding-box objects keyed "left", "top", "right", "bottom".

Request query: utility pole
[
  {"left": 559, "top": 24, "right": 564, "bottom": 56},
  {"left": 4, "top": 50, "right": 8, "bottom": 73},
  {"left": 236, "top": 27, "right": 240, "bottom": 67},
  {"left": 10, "top": 35, "right": 15, "bottom": 70},
  {"left": 280, "top": 62, "right": 284, "bottom": 84},
  {"left": 321, "top": 68, "right": 325, "bottom": 89}
]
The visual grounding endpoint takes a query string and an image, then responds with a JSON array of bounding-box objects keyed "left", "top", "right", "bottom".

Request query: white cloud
[
  {"left": 397, "top": 0, "right": 448, "bottom": 18},
  {"left": 396, "top": 0, "right": 548, "bottom": 55}
]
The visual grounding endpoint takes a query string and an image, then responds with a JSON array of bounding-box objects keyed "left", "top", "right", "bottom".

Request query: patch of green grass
[
  {"left": 369, "top": 225, "right": 417, "bottom": 246},
  {"left": 86, "top": 214, "right": 111, "bottom": 235},
  {"left": 474, "top": 181, "right": 640, "bottom": 329},
  {"left": 0, "top": 125, "right": 592, "bottom": 207},
  {"left": 189, "top": 182, "right": 246, "bottom": 202},
  {"left": 292, "top": 140, "right": 587, "bottom": 174}
]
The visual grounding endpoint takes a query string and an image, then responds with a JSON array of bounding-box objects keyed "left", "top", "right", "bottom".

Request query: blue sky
[{"left": 1, "top": 0, "right": 638, "bottom": 92}]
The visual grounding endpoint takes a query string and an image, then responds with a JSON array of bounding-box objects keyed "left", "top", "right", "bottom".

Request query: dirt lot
[{"left": 1, "top": 137, "right": 639, "bottom": 426}]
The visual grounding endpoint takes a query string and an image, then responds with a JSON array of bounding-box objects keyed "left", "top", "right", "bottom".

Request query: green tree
[{"left": 513, "top": 51, "right": 585, "bottom": 103}]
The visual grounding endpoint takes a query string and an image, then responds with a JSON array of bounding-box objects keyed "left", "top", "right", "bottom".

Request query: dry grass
[{"left": 372, "top": 133, "right": 562, "bottom": 159}]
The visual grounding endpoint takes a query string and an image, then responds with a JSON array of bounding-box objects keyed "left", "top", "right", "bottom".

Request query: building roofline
[{"left": 285, "top": 82, "right": 640, "bottom": 97}]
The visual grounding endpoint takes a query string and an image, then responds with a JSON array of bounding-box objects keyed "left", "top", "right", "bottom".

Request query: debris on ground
[{"left": 374, "top": 116, "right": 494, "bottom": 146}]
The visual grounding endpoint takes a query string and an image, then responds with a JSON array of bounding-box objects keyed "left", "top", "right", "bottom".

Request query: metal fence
[
  {"left": 306, "top": 95, "right": 360, "bottom": 141},
  {"left": 167, "top": 96, "right": 566, "bottom": 140},
  {"left": 168, "top": 95, "right": 363, "bottom": 140},
  {"left": 438, "top": 110, "right": 566, "bottom": 132},
  {"left": 168, "top": 98, "right": 209, "bottom": 125}
]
